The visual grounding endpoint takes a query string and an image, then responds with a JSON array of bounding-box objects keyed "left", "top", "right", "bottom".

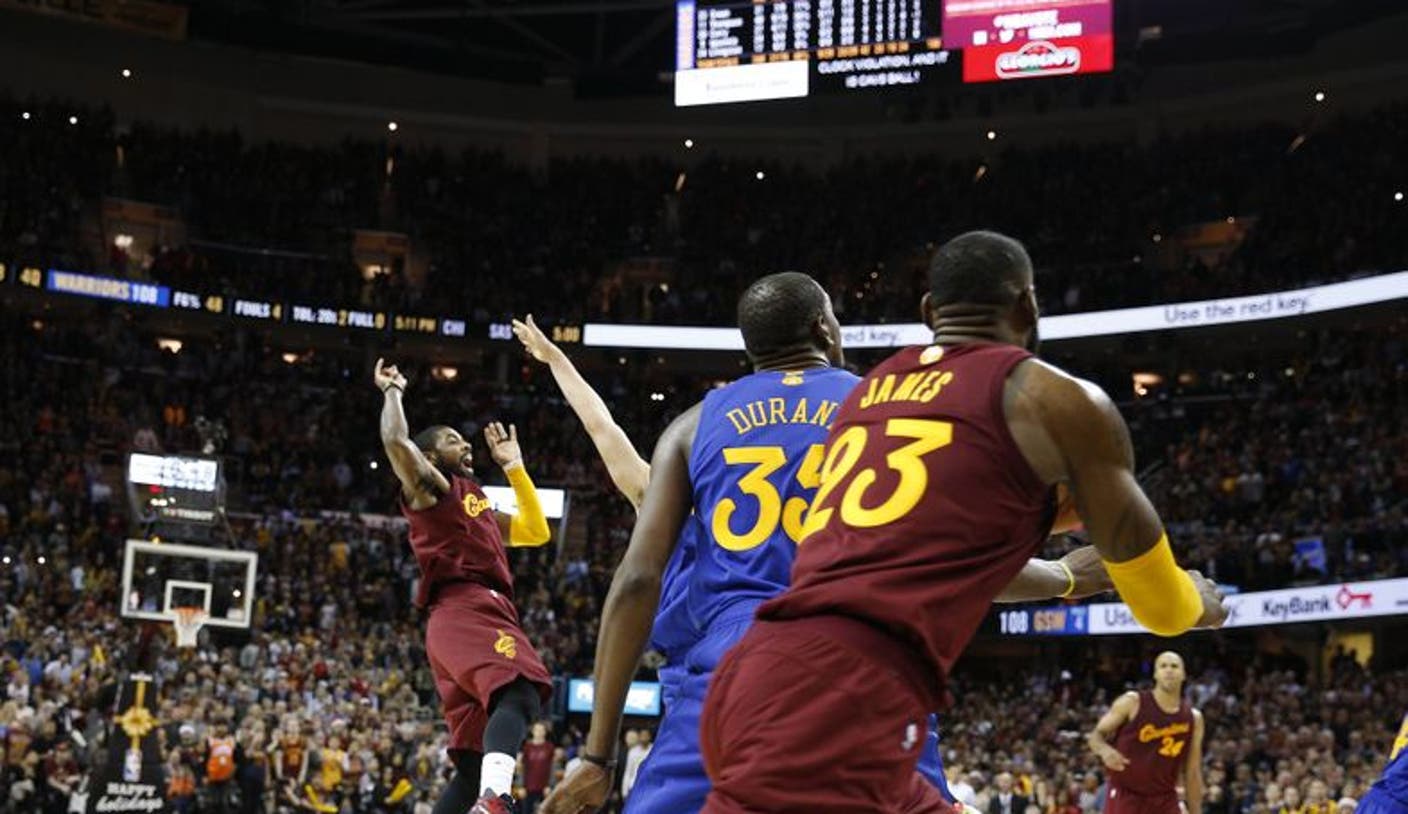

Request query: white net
[{"left": 172, "top": 607, "right": 207, "bottom": 648}]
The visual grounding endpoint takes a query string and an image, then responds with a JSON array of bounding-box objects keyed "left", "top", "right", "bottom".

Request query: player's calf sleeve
[
  {"left": 484, "top": 678, "right": 542, "bottom": 755},
  {"left": 1103, "top": 533, "right": 1202, "bottom": 637}
]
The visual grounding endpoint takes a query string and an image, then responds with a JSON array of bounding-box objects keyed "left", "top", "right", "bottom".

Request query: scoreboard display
[
  {"left": 676, "top": 0, "right": 950, "bottom": 105},
  {"left": 675, "top": 0, "right": 1112, "bottom": 105}
]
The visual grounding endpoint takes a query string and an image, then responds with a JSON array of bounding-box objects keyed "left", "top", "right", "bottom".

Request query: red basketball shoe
[{"left": 469, "top": 792, "right": 518, "bottom": 814}]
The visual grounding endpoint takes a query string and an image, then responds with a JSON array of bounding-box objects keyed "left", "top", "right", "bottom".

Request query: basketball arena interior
[{"left": 1, "top": 0, "right": 1406, "bottom": 813}]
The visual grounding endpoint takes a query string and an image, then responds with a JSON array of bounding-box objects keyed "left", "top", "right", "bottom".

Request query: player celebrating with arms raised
[
  {"left": 1088, "top": 651, "right": 1206, "bottom": 814},
  {"left": 374, "top": 358, "right": 553, "bottom": 814},
  {"left": 698, "top": 231, "right": 1227, "bottom": 813}
]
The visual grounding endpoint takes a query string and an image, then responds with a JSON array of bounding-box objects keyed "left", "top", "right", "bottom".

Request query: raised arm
[
  {"left": 541, "top": 404, "right": 702, "bottom": 814},
  {"left": 374, "top": 359, "right": 449, "bottom": 505},
  {"left": 1013, "top": 362, "right": 1226, "bottom": 635},
  {"left": 1088, "top": 690, "right": 1138, "bottom": 773},
  {"left": 484, "top": 422, "right": 552, "bottom": 547},
  {"left": 514, "top": 315, "right": 650, "bottom": 508}
]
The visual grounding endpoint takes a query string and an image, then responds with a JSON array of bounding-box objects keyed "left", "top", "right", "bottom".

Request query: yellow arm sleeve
[
  {"left": 505, "top": 464, "right": 552, "bottom": 547},
  {"left": 1104, "top": 534, "right": 1201, "bottom": 637}
]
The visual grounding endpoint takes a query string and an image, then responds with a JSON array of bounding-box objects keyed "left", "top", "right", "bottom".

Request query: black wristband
[{"left": 581, "top": 752, "right": 617, "bottom": 771}]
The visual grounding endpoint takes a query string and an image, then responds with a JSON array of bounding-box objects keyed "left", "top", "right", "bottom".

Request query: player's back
[
  {"left": 760, "top": 343, "right": 1053, "bottom": 702},
  {"left": 683, "top": 366, "right": 860, "bottom": 636}
]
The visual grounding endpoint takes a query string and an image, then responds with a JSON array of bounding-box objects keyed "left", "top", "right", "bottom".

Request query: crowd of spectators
[
  {"left": 2, "top": 94, "right": 1406, "bottom": 328},
  {"left": 1, "top": 295, "right": 1403, "bottom": 812}
]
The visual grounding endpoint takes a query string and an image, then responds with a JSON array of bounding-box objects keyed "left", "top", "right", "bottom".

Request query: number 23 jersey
[{"left": 760, "top": 343, "right": 1055, "bottom": 706}]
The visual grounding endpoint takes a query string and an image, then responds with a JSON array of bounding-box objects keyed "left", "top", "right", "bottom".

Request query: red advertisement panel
[{"left": 962, "top": 33, "right": 1112, "bottom": 82}]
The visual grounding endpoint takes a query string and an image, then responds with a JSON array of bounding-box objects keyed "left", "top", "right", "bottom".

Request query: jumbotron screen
[
  {"left": 945, "top": 0, "right": 1113, "bottom": 83},
  {"left": 674, "top": 0, "right": 1111, "bottom": 105}
]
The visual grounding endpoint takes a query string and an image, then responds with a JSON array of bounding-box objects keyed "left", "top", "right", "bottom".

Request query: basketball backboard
[{"left": 120, "top": 539, "right": 257, "bottom": 629}]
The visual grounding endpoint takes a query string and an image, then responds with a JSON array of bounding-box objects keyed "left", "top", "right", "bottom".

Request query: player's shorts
[
  {"left": 627, "top": 606, "right": 756, "bottom": 814},
  {"left": 917, "top": 713, "right": 951, "bottom": 799},
  {"left": 1359, "top": 787, "right": 1408, "bottom": 814},
  {"left": 700, "top": 614, "right": 949, "bottom": 814},
  {"left": 424, "top": 581, "right": 552, "bottom": 753},
  {"left": 1104, "top": 786, "right": 1180, "bottom": 814}
]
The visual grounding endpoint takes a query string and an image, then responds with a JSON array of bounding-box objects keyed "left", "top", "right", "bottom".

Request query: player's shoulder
[
  {"left": 1115, "top": 689, "right": 1143, "bottom": 713},
  {"left": 1008, "top": 358, "right": 1120, "bottom": 434}
]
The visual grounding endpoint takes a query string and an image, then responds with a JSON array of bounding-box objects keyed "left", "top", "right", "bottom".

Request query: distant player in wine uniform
[
  {"left": 1088, "top": 651, "right": 1205, "bottom": 814},
  {"left": 1358, "top": 712, "right": 1408, "bottom": 813},
  {"left": 375, "top": 358, "right": 554, "bottom": 814},
  {"left": 696, "top": 231, "right": 1228, "bottom": 813}
]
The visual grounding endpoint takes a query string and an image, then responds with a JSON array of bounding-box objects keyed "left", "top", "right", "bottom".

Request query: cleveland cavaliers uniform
[
  {"left": 700, "top": 343, "right": 1055, "bottom": 814},
  {"left": 403, "top": 474, "right": 551, "bottom": 754},
  {"left": 1105, "top": 691, "right": 1195, "bottom": 814}
]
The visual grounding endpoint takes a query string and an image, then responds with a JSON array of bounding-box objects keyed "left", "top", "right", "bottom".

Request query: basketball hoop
[{"left": 172, "top": 607, "right": 208, "bottom": 648}]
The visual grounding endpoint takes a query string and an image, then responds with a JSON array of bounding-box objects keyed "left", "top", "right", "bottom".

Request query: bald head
[
  {"left": 1153, "top": 651, "right": 1187, "bottom": 692},
  {"left": 736, "top": 272, "right": 841, "bottom": 365}
]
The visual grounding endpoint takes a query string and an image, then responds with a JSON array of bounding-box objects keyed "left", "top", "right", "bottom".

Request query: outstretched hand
[
  {"left": 512, "top": 314, "right": 564, "bottom": 365},
  {"left": 485, "top": 422, "right": 523, "bottom": 468},
  {"left": 540, "top": 760, "right": 613, "bottom": 814},
  {"left": 373, "top": 358, "right": 407, "bottom": 393},
  {"left": 1188, "top": 569, "right": 1229, "bottom": 629}
]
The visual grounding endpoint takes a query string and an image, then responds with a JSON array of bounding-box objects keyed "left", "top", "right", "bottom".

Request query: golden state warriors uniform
[
  {"left": 625, "top": 367, "right": 859, "bottom": 814},
  {"left": 1361, "top": 713, "right": 1408, "bottom": 813}
]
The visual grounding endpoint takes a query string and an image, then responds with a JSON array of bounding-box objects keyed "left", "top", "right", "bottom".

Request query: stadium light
[
  {"left": 68, "top": 115, "right": 78, "bottom": 125},
  {"left": 1314, "top": 91, "right": 1325, "bottom": 102},
  {"left": 122, "top": 68, "right": 133, "bottom": 78},
  {"left": 986, "top": 130, "right": 997, "bottom": 141},
  {"left": 1396, "top": 192, "right": 1404, "bottom": 202},
  {"left": 21, "top": 111, "right": 30, "bottom": 121},
  {"left": 684, "top": 138, "right": 694, "bottom": 149},
  {"left": 2, "top": 556, "right": 10, "bottom": 565},
  {"left": 387, "top": 121, "right": 399, "bottom": 132},
  {"left": 37, "top": 556, "right": 47, "bottom": 565},
  {"left": 755, "top": 170, "right": 766, "bottom": 181}
]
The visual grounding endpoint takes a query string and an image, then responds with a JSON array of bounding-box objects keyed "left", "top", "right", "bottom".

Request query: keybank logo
[{"left": 995, "top": 40, "right": 1081, "bottom": 79}]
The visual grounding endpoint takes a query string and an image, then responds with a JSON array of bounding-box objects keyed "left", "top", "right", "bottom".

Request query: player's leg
[
  {"left": 431, "top": 750, "right": 483, "bottom": 814},
  {"left": 626, "top": 612, "right": 753, "bottom": 814},
  {"left": 916, "top": 714, "right": 952, "bottom": 797},
  {"left": 622, "top": 670, "right": 710, "bottom": 814},
  {"left": 700, "top": 618, "right": 940, "bottom": 814},
  {"left": 479, "top": 678, "right": 543, "bottom": 798}
]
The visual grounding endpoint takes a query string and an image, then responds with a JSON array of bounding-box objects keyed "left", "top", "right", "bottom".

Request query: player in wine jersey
[
  {"left": 1358, "top": 713, "right": 1408, "bottom": 813},
  {"left": 375, "top": 359, "right": 554, "bottom": 814},
  {"left": 539, "top": 273, "right": 1110, "bottom": 814},
  {"left": 697, "top": 232, "right": 1227, "bottom": 814},
  {"left": 1088, "top": 651, "right": 1205, "bottom": 814}
]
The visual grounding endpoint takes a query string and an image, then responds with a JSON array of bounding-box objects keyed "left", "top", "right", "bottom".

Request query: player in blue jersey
[
  {"left": 1358, "top": 712, "right": 1408, "bottom": 813},
  {"left": 535, "top": 273, "right": 1108, "bottom": 814}
]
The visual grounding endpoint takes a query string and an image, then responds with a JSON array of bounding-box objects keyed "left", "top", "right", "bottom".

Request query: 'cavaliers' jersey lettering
[
  {"left": 1111, "top": 691, "right": 1194, "bottom": 798},
  {"left": 760, "top": 343, "right": 1052, "bottom": 706},
  {"left": 402, "top": 475, "right": 514, "bottom": 607},
  {"left": 680, "top": 367, "right": 861, "bottom": 638}
]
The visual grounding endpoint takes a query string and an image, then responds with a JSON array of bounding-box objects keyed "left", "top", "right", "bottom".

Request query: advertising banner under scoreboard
[{"left": 997, "top": 578, "right": 1408, "bottom": 637}]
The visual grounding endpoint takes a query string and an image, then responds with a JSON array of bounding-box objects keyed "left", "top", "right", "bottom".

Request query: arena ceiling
[{"left": 185, "top": 0, "right": 1404, "bottom": 94}]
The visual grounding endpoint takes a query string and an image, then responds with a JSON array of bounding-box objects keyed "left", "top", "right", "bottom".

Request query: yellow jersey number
[
  {"left": 711, "top": 444, "right": 825, "bottom": 551},
  {"left": 800, "top": 418, "right": 953, "bottom": 540}
]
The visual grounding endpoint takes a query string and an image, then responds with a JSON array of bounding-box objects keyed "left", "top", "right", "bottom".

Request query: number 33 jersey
[
  {"left": 760, "top": 343, "right": 1055, "bottom": 707},
  {"left": 679, "top": 365, "right": 861, "bottom": 637}
]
